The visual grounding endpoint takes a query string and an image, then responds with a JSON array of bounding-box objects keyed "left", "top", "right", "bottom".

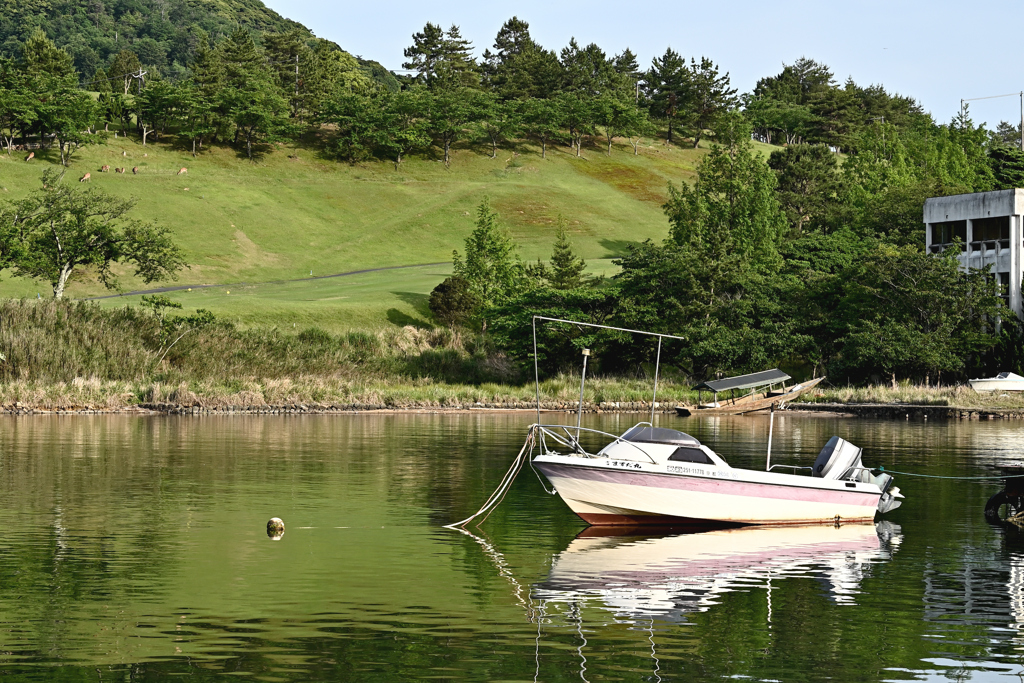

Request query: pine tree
[
  {"left": 89, "top": 67, "right": 111, "bottom": 93},
  {"left": 403, "top": 23, "right": 477, "bottom": 90},
  {"left": 547, "top": 225, "right": 587, "bottom": 290},
  {"left": 684, "top": 57, "right": 737, "bottom": 148},
  {"left": 452, "top": 199, "right": 529, "bottom": 312},
  {"left": 643, "top": 48, "right": 687, "bottom": 142},
  {"left": 20, "top": 29, "right": 76, "bottom": 81},
  {"left": 402, "top": 22, "right": 445, "bottom": 85},
  {"left": 190, "top": 38, "right": 223, "bottom": 102}
]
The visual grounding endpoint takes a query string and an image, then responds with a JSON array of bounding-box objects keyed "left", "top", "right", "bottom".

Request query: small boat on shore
[
  {"left": 675, "top": 370, "right": 825, "bottom": 416},
  {"left": 970, "top": 372, "right": 1024, "bottom": 393}
]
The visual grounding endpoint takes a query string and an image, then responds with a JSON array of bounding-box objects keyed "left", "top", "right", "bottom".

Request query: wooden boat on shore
[{"left": 675, "top": 371, "right": 825, "bottom": 416}]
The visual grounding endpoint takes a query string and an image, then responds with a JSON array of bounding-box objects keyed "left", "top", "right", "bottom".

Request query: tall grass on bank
[
  {"left": 0, "top": 299, "right": 700, "bottom": 408},
  {"left": 0, "top": 298, "right": 471, "bottom": 384},
  {"left": 8, "top": 300, "right": 1022, "bottom": 411},
  {"left": 799, "top": 383, "right": 1024, "bottom": 409},
  {"left": 0, "top": 375, "right": 698, "bottom": 410}
]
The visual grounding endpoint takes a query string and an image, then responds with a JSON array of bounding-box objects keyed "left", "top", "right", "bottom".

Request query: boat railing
[
  {"left": 535, "top": 423, "right": 658, "bottom": 464},
  {"left": 767, "top": 464, "right": 813, "bottom": 473}
]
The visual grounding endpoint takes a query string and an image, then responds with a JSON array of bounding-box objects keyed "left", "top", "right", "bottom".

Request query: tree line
[
  {"left": 4, "top": 16, "right": 1024, "bottom": 384},
  {"left": 0, "top": 17, "right": 943, "bottom": 166},
  {"left": 432, "top": 104, "right": 1019, "bottom": 386}
]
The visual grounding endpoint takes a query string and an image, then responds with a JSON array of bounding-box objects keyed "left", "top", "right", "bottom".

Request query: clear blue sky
[{"left": 264, "top": 0, "right": 1024, "bottom": 128}]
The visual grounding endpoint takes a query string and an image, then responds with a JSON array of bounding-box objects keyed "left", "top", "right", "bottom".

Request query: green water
[{"left": 1, "top": 412, "right": 1023, "bottom": 681}]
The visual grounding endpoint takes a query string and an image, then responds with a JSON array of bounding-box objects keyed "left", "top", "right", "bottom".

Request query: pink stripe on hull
[{"left": 536, "top": 462, "right": 879, "bottom": 507}]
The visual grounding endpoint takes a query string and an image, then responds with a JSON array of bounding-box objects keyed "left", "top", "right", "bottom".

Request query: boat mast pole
[
  {"left": 766, "top": 405, "right": 775, "bottom": 471},
  {"left": 650, "top": 336, "right": 662, "bottom": 424},
  {"left": 576, "top": 349, "right": 590, "bottom": 443},
  {"left": 533, "top": 316, "right": 541, "bottom": 425}
]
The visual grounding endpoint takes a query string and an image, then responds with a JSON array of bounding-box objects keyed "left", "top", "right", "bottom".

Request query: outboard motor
[
  {"left": 813, "top": 436, "right": 902, "bottom": 513},
  {"left": 813, "top": 436, "right": 864, "bottom": 480}
]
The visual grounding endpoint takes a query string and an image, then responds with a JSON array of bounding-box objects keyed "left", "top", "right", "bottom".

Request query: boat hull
[
  {"left": 970, "top": 379, "right": 1024, "bottom": 393},
  {"left": 534, "top": 460, "right": 882, "bottom": 527}
]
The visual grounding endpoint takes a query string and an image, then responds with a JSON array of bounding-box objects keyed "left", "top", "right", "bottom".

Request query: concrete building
[{"left": 924, "top": 189, "right": 1022, "bottom": 317}]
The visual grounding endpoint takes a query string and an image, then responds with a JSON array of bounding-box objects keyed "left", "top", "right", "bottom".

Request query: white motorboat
[
  {"left": 446, "top": 316, "right": 905, "bottom": 531},
  {"left": 531, "top": 424, "right": 902, "bottom": 526},
  {"left": 970, "top": 372, "right": 1024, "bottom": 393}
]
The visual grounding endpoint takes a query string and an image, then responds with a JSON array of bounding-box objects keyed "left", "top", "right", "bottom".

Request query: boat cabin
[{"left": 600, "top": 425, "right": 731, "bottom": 467}]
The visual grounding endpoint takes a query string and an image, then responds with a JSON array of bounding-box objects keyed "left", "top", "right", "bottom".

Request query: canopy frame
[{"left": 531, "top": 316, "right": 685, "bottom": 426}]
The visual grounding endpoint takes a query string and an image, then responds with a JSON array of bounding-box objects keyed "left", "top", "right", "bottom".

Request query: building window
[
  {"left": 929, "top": 220, "right": 967, "bottom": 253},
  {"left": 989, "top": 272, "right": 1012, "bottom": 307},
  {"left": 971, "top": 216, "right": 1010, "bottom": 250}
]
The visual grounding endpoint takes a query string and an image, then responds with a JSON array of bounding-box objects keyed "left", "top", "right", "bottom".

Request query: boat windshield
[{"left": 621, "top": 425, "right": 701, "bottom": 447}]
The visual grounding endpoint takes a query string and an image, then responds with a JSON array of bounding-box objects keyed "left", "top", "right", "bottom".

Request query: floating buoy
[{"left": 267, "top": 517, "right": 285, "bottom": 539}]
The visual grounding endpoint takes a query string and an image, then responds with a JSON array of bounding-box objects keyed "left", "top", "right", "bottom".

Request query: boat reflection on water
[{"left": 535, "top": 522, "right": 903, "bottom": 621}]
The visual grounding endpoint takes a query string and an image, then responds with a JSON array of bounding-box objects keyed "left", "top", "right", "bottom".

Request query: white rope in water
[{"left": 444, "top": 427, "right": 537, "bottom": 529}]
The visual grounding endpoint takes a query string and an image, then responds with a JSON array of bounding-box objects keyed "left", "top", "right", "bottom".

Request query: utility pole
[
  {"left": 130, "top": 67, "right": 147, "bottom": 94},
  {"left": 960, "top": 90, "right": 1024, "bottom": 145}
]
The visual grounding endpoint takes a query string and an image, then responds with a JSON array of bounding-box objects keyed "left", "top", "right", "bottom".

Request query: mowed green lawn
[{"left": 0, "top": 132, "right": 781, "bottom": 330}]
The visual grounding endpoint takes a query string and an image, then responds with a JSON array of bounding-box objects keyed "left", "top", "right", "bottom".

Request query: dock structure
[{"left": 924, "top": 189, "right": 1022, "bottom": 317}]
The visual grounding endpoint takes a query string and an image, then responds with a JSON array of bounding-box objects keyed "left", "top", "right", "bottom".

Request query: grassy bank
[
  {"left": 0, "top": 298, "right": 698, "bottom": 409},
  {"left": 0, "top": 375, "right": 697, "bottom": 411},
  {"left": 796, "top": 384, "right": 1024, "bottom": 409},
  {"left": 7, "top": 299, "right": 1018, "bottom": 413}
]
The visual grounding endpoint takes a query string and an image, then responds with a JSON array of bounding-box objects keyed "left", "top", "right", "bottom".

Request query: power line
[
  {"left": 960, "top": 90, "right": 1024, "bottom": 151},
  {"left": 963, "top": 91, "right": 1022, "bottom": 103}
]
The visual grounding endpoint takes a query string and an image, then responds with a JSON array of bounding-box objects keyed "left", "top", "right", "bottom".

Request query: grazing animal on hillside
[
  {"left": 122, "top": 151, "right": 126, "bottom": 157},
  {"left": 100, "top": 165, "right": 110, "bottom": 172},
  {"left": 79, "top": 173, "right": 90, "bottom": 182},
  {"left": 24, "top": 152, "right": 34, "bottom": 161},
  {"left": 132, "top": 166, "right": 139, "bottom": 175},
  {"left": 115, "top": 167, "right": 125, "bottom": 174},
  {"left": 177, "top": 167, "right": 187, "bottom": 175}
]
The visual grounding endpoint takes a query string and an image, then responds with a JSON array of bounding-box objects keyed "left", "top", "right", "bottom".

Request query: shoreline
[{"left": 1, "top": 400, "right": 1023, "bottom": 419}]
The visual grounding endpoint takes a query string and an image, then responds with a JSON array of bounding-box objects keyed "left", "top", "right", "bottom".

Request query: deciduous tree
[{"left": 1, "top": 170, "right": 185, "bottom": 299}]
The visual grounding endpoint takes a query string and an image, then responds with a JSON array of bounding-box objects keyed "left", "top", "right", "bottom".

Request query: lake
[{"left": 0, "top": 411, "right": 1022, "bottom": 682}]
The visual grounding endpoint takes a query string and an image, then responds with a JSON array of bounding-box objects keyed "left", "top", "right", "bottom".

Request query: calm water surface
[{"left": 1, "top": 412, "right": 1023, "bottom": 681}]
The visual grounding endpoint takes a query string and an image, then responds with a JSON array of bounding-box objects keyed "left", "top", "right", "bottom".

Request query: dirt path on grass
[{"left": 87, "top": 262, "right": 450, "bottom": 300}]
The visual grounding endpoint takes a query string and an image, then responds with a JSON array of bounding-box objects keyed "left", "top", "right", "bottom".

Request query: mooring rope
[
  {"left": 877, "top": 467, "right": 1024, "bottom": 480},
  {"left": 444, "top": 428, "right": 536, "bottom": 529}
]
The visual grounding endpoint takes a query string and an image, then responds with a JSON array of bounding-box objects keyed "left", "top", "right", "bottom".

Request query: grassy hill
[{"left": 0, "top": 135, "right": 779, "bottom": 332}]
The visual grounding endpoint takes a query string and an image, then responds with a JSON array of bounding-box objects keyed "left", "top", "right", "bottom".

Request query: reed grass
[
  {"left": 797, "top": 383, "right": 1024, "bottom": 409},
  {"left": 0, "top": 299, "right": 700, "bottom": 409},
  {"left": 5, "top": 299, "right": 1022, "bottom": 411}
]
